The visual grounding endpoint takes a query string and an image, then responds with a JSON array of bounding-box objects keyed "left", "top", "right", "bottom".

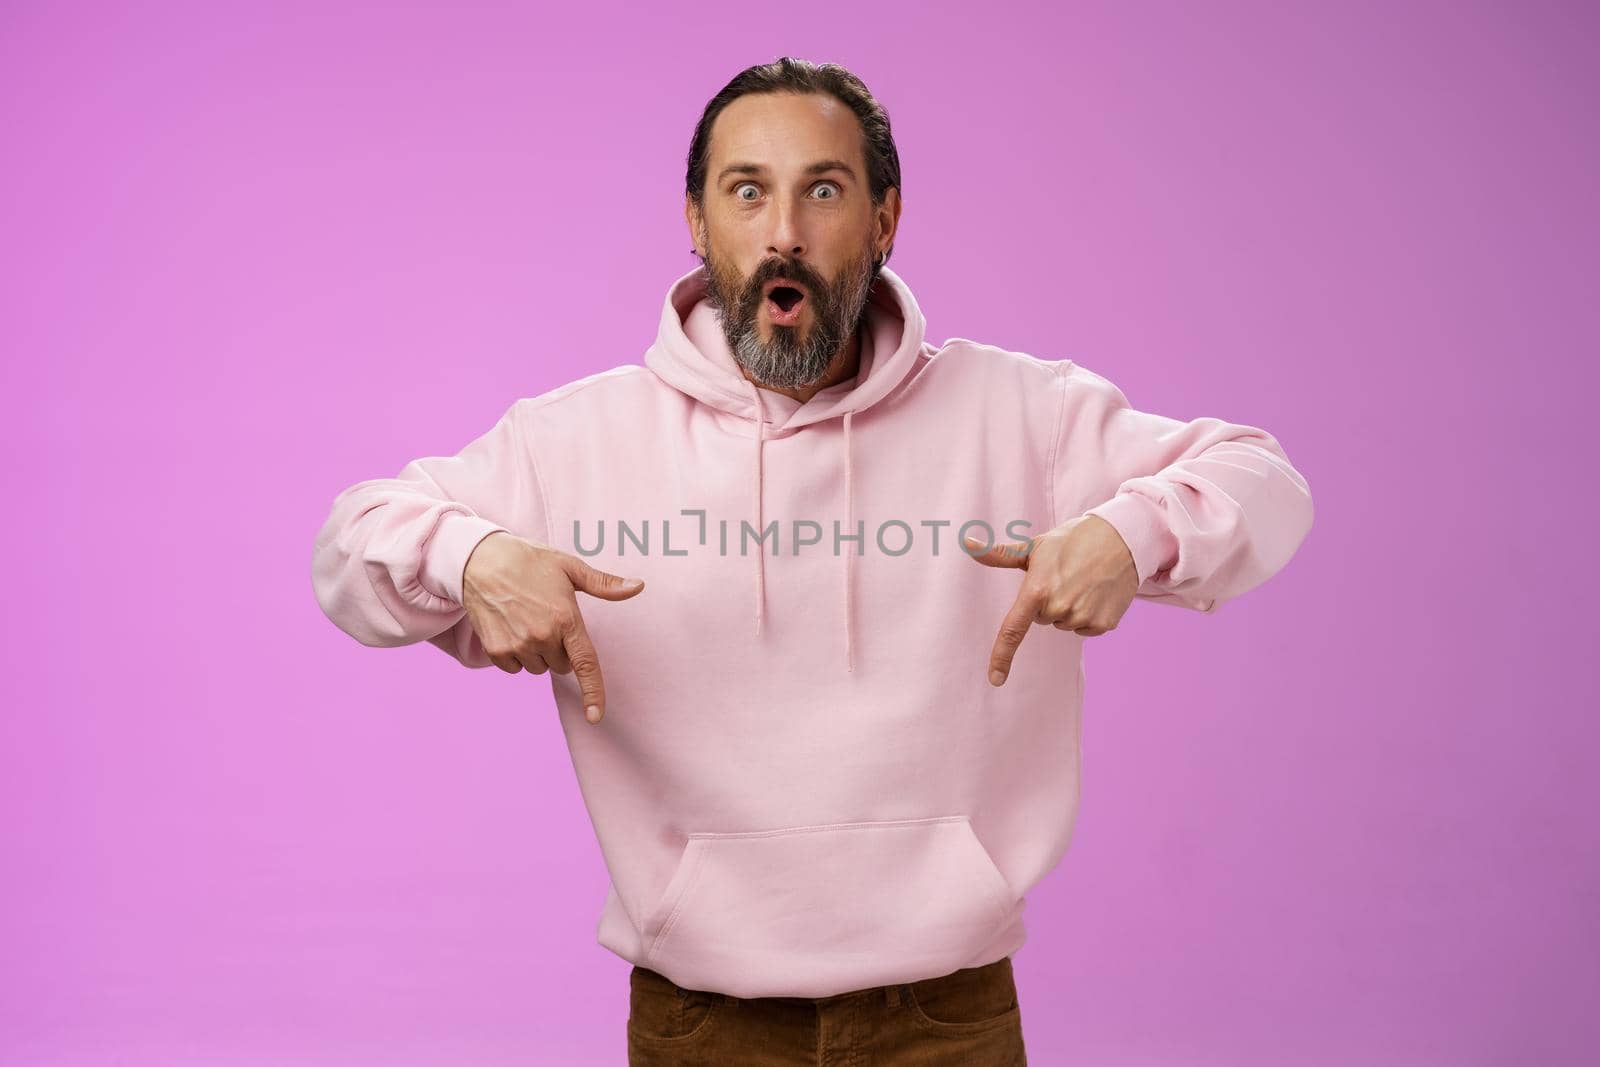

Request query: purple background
[{"left": 4, "top": 1, "right": 1596, "bottom": 1063}]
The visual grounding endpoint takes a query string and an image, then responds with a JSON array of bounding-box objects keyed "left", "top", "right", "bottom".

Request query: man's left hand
[{"left": 963, "top": 515, "right": 1140, "bottom": 687}]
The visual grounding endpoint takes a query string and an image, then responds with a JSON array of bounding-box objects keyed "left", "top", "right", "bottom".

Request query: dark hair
[{"left": 685, "top": 57, "right": 902, "bottom": 263}]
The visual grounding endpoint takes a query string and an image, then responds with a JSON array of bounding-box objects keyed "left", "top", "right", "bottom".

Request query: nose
[{"left": 766, "top": 198, "right": 805, "bottom": 260}]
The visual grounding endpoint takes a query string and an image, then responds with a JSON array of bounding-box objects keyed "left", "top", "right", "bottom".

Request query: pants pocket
[
  {"left": 639, "top": 815, "right": 1016, "bottom": 999},
  {"left": 905, "top": 956, "right": 1023, "bottom": 1036},
  {"left": 626, "top": 965, "right": 724, "bottom": 1046}
]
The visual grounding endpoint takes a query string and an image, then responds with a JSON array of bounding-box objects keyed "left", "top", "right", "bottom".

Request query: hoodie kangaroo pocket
[{"left": 639, "top": 815, "right": 1016, "bottom": 999}]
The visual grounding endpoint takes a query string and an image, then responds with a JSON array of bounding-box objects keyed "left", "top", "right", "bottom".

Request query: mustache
[{"left": 746, "top": 256, "right": 826, "bottom": 296}]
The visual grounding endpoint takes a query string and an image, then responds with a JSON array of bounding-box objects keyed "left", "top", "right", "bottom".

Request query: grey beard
[
  {"left": 725, "top": 314, "right": 850, "bottom": 389},
  {"left": 696, "top": 243, "right": 879, "bottom": 390},
  {"left": 720, "top": 274, "right": 874, "bottom": 390}
]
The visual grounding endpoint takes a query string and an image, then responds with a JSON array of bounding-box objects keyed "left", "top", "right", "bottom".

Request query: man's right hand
[{"left": 461, "top": 532, "right": 645, "bottom": 725}]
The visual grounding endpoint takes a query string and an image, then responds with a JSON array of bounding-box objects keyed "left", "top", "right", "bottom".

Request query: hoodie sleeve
[
  {"left": 310, "top": 398, "right": 549, "bottom": 668},
  {"left": 1051, "top": 361, "right": 1314, "bottom": 614}
]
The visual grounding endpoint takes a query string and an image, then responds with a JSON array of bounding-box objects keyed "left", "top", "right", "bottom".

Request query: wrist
[
  {"left": 421, "top": 514, "right": 511, "bottom": 604},
  {"left": 1081, "top": 494, "right": 1177, "bottom": 584}
]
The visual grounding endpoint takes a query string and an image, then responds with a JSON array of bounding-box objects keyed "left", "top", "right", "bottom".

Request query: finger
[
  {"left": 1054, "top": 620, "right": 1102, "bottom": 637},
  {"left": 542, "top": 639, "right": 573, "bottom": 675},
  {"left": 564, "top": 558, "right": 647, "bottom": 601},
  {"left": 962, "top": 534, "right": 1032, "bottom": 569},
  {"left": 562, "top": 612, "right": 608, "bottom": 724},
  {"left": 489, "top": 653, "right": 525, "bottom": 674},
  {"left": 988, "top": 588, "right": 1042, "bottom": 686},
  {"left": 1052, "top": 612, "right": 1111, "bottom": 637},
  {"left": 518, "top": 653, "right": 550, "bottom": 674}
]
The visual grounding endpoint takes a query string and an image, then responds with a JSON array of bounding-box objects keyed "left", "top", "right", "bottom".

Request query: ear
[
  {"left": 875, "top": 187, "right": 903, "bottom": 260},
  {"left": 684, "top": 198, "right": 706, "bottom": 258}
]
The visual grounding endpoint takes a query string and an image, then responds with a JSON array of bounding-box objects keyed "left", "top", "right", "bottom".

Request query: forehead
[{"left": 706, "top": 92, "right": 865, "bottom": 174}]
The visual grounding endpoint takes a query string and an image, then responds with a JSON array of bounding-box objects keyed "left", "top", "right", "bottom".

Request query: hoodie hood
[{"left": 643, "top": 263, "right": 929, "bottom": 672}]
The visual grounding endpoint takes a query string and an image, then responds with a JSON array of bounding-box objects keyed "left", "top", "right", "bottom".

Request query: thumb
[
  {"left": 563, "top": 557, "right": 646, "bottom": 600},
  {"left": 963, "top": 533, "right": 1033, "bottom": 569}
]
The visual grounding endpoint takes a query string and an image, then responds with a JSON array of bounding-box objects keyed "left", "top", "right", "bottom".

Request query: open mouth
[
  {"left": 763, "top": 279, "right": 808, "bottom": 325},
  {"left": 768, "top": 285, "right": 804, "bottom": 313}
]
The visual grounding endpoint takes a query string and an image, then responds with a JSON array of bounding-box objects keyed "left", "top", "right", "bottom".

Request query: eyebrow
[{"left": 715, "top": 159, "right": 859, "bottom": 185}]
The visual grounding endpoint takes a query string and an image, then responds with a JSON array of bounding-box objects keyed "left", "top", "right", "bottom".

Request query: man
[{"left": 311, "top": 57, "right": 1313, "bottom": 1066}]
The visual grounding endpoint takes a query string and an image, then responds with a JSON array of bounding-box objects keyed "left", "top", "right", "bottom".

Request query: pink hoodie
[{"left": 311, "top": 264, "right": 1314, "bottom": 999}]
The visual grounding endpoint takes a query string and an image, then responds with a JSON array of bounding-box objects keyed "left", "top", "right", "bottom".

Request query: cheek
[{"left": 721, "top": 210, "right": 768, "bottom": 240}]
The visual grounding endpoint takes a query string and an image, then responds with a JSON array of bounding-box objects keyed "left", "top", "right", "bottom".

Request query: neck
[{"left": 747, "top": 321, "right": 862, "bottom": 404}]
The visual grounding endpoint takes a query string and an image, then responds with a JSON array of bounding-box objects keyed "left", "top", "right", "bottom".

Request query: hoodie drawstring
[
  {"left": 752, "top": 394, "right": 767, "bottom": 636},
  {"left": 746, "top": 384, "right": 858, "bottom": 673},
  {"left": 843, "top": 409, "right": 856, "bottom": 673}
]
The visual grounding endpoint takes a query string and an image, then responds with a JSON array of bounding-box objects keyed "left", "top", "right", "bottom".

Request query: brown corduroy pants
[{"left": 626, "top": 956, "right": 1028, "bottom": 1065}]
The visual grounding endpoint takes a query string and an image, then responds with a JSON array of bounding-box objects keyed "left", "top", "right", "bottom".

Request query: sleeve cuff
[
  {"left": 1082, "top": 492, "right": 1179, "bottom": 585},
  {"left": 420, "top": 512, "right": 511, "bottom": 605}
]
